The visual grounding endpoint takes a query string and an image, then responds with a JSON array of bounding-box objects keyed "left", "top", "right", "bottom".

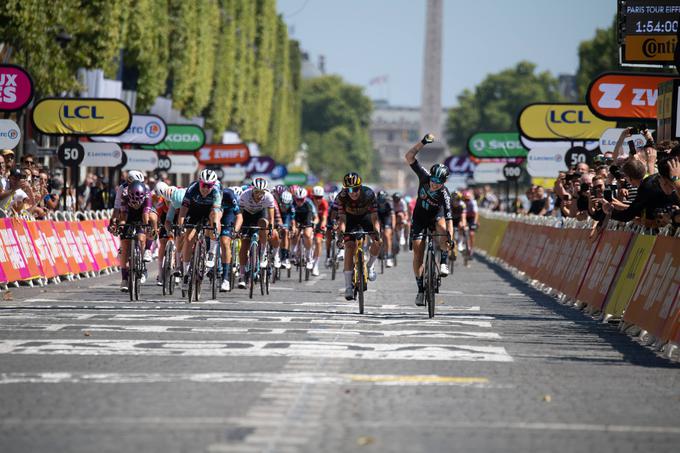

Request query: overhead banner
[
  {"left": 221, "top": 166, "right": 248, "bottom": 181},
  {"left": 526, "top": 147, "right": 568, "bottom": 178},
  {"left": 122, "top": 150, "right": 159, "bottom": 171},
  {"left": 517, "top": 103, "right": 615, "bottom": 141},
  {"left": 599, "top": 128, "right": 646, "bottom": 153},
  {"left": 618, "top": 1, "right": 679, "bottom": 65},
  {"left": 91, "top": 114, "right": 167, "bottom": 145},
  {"left": 241, "top": 156, "right": 276, "bottom": 177},
  {"left": 587, "top": 72, "right": 677, "bottom": 120},
  {"left": 472, "top": 162, "right": 504, "bottom": 183},
  {"left": 142, "top": 124, "right": 205, "bottom": 151},
  {"left": 32, "top": 98, "right": 132, "bottom": 136},
  {"left": 198, "top": 143, "right": 250, "bottom": 165},
  {"left": 75, "top": 142, "right": 123, "bottom": 167},
  {"left": 0, "top": 64, "right": 34, "bottom": 112},
  {"left": 443, "top": 156, "right": 476, "bottom": 175},
  {"left": 168, "top": 154, "right": 199, "bottom": 174},
  {"left": 0, "top": 119, "right": 21, "bottom": 149},
  {"left": 467, "top": 132, "right": 526, "bottom": 158}
]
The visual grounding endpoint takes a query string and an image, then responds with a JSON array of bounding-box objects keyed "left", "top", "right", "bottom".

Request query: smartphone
[
  {"left": 603, "top": 189, "right": 613, "bottom": 202},
  {"left": 628, "top": 141, "right": 637, "bottom": 156}
]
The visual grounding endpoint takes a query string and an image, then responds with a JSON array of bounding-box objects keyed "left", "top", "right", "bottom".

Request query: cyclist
[
  {"left": 392, "top": 192, "right": 409, "bottom": 248},
  {"left": 110, "top": 170, "right": 145, "bottom": 234},
  {"left": 219, "top": 186, "right": 243, "bottom": 292},
  {"left": 463, "top": 189, "right": 479, "bottom": 258},
  {"left": 404, "top": 134, "right": 454, "bottom": 306},
  {"left": 335, "top": 172, "right": 381, "bottom": 300},
  {"left": 118, "top": 181, "right": 152, "bottom": 291},
  {"left": 163, "top": 185, "right": 187, "bottom": 278},
  {"left": 177, "top": 169, "right": 222, "bottom": 291},
  {"left": 376, "top": 190, "right": 395, "bottom": 268},
  {"left": 277, "top": 190, "right": 295, "bottom": 269},
  {"left": 153, "top": 181, "right": 170, "bottom": 285},
  {"left": 325, "top": 191, "right": 341, "bottom": 267},
  {"left": 292, "top": 187, "right": 318, "bottom": 272},
  {"left": 311, "top": 186, "right": 328, "bottom": 276},
  {"left": 237, "top": 177, "right": 278, "bottom": 289},
  {"left": 450, "top": 191, "right": 467, "bottom": 258}
]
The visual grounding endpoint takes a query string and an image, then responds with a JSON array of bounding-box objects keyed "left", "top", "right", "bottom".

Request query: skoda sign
[
  {"left": 142, "top": 124, "right": 205, "bottom": 151},
  {"left": 32, "top": 98, "right": 132, "bottom": 136},
  {"left": 0, "top": 119, "right": 21, "bottom": 149},
  {"left": 467, "top": 132, "right": 526, "bottom": 158},
  {"left": 92, "top": 114, "right": 167, "bottom": 145}
]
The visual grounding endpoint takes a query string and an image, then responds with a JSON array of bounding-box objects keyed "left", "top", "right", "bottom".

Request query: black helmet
[
  {"left": 377, "top": 190, "right": 387, "bottom": 200},
  {"left": 429, "top": 164, "right": 449, "bottom": 184},
  {"left": 343, "top": 172, "right": 362, "bottom": 188},
  {"left": 392, "top": 192, "right": 402, "bottom": 199}
]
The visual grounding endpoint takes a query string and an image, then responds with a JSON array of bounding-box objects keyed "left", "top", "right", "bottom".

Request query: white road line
[
  {"left": 0, "top": 323, "right": 501, "bottom": 339},
  {"left": 0, "top": 339, "right": 513, "bottom": 362}
]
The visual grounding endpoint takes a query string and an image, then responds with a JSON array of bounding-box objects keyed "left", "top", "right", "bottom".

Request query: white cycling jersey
[{"left": 239, "top": 188, "right": 275, "bottom": 214}]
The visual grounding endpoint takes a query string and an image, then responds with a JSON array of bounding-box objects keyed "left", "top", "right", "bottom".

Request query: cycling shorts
[
  {"left": 343, "top": 213, "right": 378, "bottom": 242},
  {"left": 378, "top": 212, "right": 393, "bottom": 229}
]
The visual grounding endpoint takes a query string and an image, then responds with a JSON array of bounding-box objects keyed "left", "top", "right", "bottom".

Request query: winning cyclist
[
  {"left": 404, "top": 133, "right": 454, "bottom": 306},
  {"left": 311, "top": 186, "right": 328, "bottom": 276},
  {"left": 335, "top": 172, "right": 381, "bottom": 300},
  {"left": 376, "top": 190, "right": 395, "bottom": 268},
  {"left": 177, "top": 169, "right": 222, "bottom": 291},
  {"left": 118, "top": 181, "right": 152, "bottom": 291},
  {"left": 219, "top": 185, "right": 243, "bottom": 292}
]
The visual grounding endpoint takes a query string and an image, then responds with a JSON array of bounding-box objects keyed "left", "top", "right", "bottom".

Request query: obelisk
[{"left": 420, "top": 0, "right": 446, "bottom": 161}]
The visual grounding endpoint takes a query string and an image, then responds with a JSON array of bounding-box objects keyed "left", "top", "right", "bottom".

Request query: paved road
[{"left": 0, "top": 253, "right": 678, "bottom": 453}]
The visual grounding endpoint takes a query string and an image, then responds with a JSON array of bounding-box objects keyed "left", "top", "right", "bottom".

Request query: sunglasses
[
  {"left": 430, "top": 178, "right": 443, "bottom": 185},
  {"left": 199, "top": 181, "right": 216, "bottom": 189},
  {"left": 294, "top": 197, "right": 305, "bottom": 203},
  {"left": 25, "top": 160, "right": 34, "bottom": 165},
  {"left": 347, "top": 187, "right": 360, "bottom": 193}
]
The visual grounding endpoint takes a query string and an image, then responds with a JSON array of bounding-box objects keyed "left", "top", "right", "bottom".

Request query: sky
[{"left": 277, "top": 0, "right": 616, "bottom": 108}]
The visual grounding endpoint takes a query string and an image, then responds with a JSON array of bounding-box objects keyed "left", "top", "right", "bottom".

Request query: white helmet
[
  {"left": 163, "top": 185, "right": 177, "bottom": 199},
  {"left": 154, "top": 181, "right": 169, "bottom": 198},
  {"left": 294, "top": 187, "right": 308, "bottom": 199},
  {"left": 199, "top": 169, "right": 218, "bottom": 185},
  {"left": 230, "top": 186, "right": 243, "bottom": 198},
  {"left": 252, "top": 177, "right": 268, "bottom": 191},
  {"left": 281, "top": 191, "right": 293, "bottom": 204},
  {"left": 312, "top": 185, "right": 324, "bottom": 197},
  {"left": 127, "top": 170, "right": 145, "bottom": 183}
]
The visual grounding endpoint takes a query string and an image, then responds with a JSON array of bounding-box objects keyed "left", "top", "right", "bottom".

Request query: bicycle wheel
[
  {"left": 260, "top": 246, "right": 266, "bottom": 296},
  {"left": 298, "top": 249, "right": 303, "bottom": 283},
  {"left": 128, "top": 239, "right": 136, "bottom": 302},
  {"left": 163, "top": 240, "right": 174, "bottom": 296},
  {"left": 249, "top": 242, "right": 258, "bottom": 299},
  {"left": 356, "top": 250, "right": 365, "bottom": 314},
  {"left": 195, "top": 237, "right": 206, "bottom": 302},
  {"left": 427, "top": 248, "right": 437, "bottom": 319},
  {"left": 134, "top": 243, "right": 142, "bottom": 301},
  {"left": 330, "top": 240, "right": 337, "bottom": 281},
  {"left": 230, "top": 242, "right": 238, "bottom": 292}
]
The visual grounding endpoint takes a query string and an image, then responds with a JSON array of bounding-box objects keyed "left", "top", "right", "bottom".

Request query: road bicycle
[
  {"left": 229, "top": 236, "right": 240, "bottom": 292},
  {"left": 161, "top": 225, "right": 182, "bottom": 296},
  {"left": 328, "top": 228, "right": 339, "bottom": 281},
  {"left": 459, "top": 226, "right": 472, "bottom": 267},
  {"left": 294, "top": 225, "right": 313, "bottom": 283},
  {"left": 118, "top": 223, "right": 148, "bottom": 302},
  {"left": 244, "top": 226, "right": 272, "bottom": 299},
  {"left": 422, "top": 230, "right": 448, "bottom": 318},
  {"left": 344, "top": 230, "right": 371, "bottom": 314},
  {"left": 182, "top": 222, "right": 216, "bottom": 303}
]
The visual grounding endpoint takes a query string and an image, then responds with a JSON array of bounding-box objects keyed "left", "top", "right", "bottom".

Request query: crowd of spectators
[{"left": 520, "top": 128, "right": 680, "bottom": 232}]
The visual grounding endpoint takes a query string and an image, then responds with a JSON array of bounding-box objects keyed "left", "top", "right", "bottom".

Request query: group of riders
[{"left": 109, "top": 134, "right": 480, "bottom": 305}]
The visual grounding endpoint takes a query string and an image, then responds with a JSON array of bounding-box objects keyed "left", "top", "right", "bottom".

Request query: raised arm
[{"left": 405, "top": 133, "right": 434, "bottom": 165}]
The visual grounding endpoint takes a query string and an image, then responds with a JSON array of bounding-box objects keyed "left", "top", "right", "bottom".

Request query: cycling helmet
[
  {"left": 429, "top": 164, "right": 449, "bottom": 184},
  {"left": 154, "top": 181, "right": 169, "bottom": 198},
  {"left": 343, "top": 172, "right": 362, "bottom": 188},
  {"left": 392, "top": 192, "right": 402, "bottom": 199},
  {"left": 452, "top": 191, "right": 463, "bottom": 200},
  {"left": 377, "top": 190, "right": 387, "bottom": 200},
  {"left": 230, "top": 186, "right": 243, "bottom": 198},
  {"left": 127, "top": 170, "right": 145, "bottom": 183},
  {"left": 289, "top": 184, "right": 300, "bottom": 195},
  {"left": 128, "top": 181, "right": 147, "bottom": 206},
  {"left": 294, "top": 187, "right": 308, "bottom": 200},
  {"left": 281, "top": 191, "right": 293, "bottom": 204},
  {"left": 252, "top": 177, "right": 268, "bottom": 191},
  {"left": 312, "top": 185, "right": 324, "bottom": 197},
  {"left": 462, "top": 190, "right": 472, "bottom": 200},
  {"left": 199, "top": 169, "right": 218, "bottom": 185},
  {"left": 274, "top": 184, "right": 287, "bottom": 196}
]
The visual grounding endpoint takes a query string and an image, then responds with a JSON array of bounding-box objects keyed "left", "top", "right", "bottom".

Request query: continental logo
[
  {"left": 625, "top": 35, "right": 677, "bottom": 62},
  {"left": 32, "top": 98, "right": 131, "bottom": 136}
]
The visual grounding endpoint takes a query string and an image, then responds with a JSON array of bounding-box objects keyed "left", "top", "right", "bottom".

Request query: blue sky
[{"left": 277, "top": 0, "right": 617, "bottom": 107}]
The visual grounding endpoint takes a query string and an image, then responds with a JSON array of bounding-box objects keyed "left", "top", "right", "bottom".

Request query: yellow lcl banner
[
  {"left": 518, "top": 103, "right": 615, "bottom": 141},
  {"left": 32, "top": 98, "right": 132, "bottom": 136}
]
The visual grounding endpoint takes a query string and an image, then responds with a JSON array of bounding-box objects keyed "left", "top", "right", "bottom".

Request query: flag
[{"left": 369, "top": 75, "right": 388, "bottom": 86}]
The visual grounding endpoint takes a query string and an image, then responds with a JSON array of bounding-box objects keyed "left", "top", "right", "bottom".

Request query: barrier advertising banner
[
  {"left": 142, "top": 124, "right": 205, "bottom": 151},
  {"left": 467, "top": 132, "right": 526, "bottom": 158},
  {"left": 0, "top": 64, "right": 34, "bottom": 111},
  {"left": 0, "top": 119, "right": 21, "bottom": 149},
  {"left": 518, "top": 103, "right": 616, "bottom": 141},
  {"left": 32, "top": 98, "right": 132, "bottom": 136},
  {"left": 92, "top": 114, "right": 167, "bottom": 145},
  {"left": 587, "top": 73, "right": 677, "bottom": 120},
  {"left": 198, "top": 143, "right": 250, "bottom": 165}
]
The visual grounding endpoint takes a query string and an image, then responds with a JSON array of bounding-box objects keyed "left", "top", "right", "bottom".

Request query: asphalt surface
[{"left": 0, "top": 251, "right": 679, "bottom": 453}]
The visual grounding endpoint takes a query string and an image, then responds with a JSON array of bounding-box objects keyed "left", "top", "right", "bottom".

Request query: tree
[
  {"left": 207, "top": 0, "right": 238, "bottom": 135},
  {"left": 168, "top": 0, "right": 199, "bottom": 113},
  {"left": 230, "top": 0, "right": 257, "bottom": 139},
  {"left": 445, "top": 61, "right": 562, "bottom": 153},
  {"left": 252, "top": 0, "right": 277, "bottom": 145},
  {"left": 185, "top": 0, "right": 219, "bottom": 117}
]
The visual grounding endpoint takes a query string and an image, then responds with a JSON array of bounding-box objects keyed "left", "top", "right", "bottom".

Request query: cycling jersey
[
  {"left": 450, "top": 199, "right": 466, "bottom": 221},
  {"left": 335, "top": 187, "right": 378, "bottom": 217},
  {"left": 166, "top": 188, "right": 187, "bottom": 222},
  {"left": 464, "top": 199, "right": 478, "bottom": 218},
  {"left": 121, "top": 189, "right": 152, "bottom": 223},
  {"left": 314, "top": 198, "right": 329, "bottom": 220},
  {"left": 220, "top": 188, "right": 240, "bottom": 237},
  {"left": 113, "top": 181, "right": 129, "bottom": 210},
  {"left": 239, "top": 188, "right": 275, "bottom": 214},
  {"left": 377, "top": 198, "right": 393, "bottom": 228},
  {"left": 294, "top": 198, "right": 317, "bottom": 226},
  {"left": 278, "top": 200, "right": 295, "bottom": 228},
  {"left": 182, "top": 182, "right": 222, "bottom": 210},
  {"left": 392, "top": 198, "right": 408, "bottom": 214},
  {"left": 410, "top": 159, "right": 452, "bottom": 220}
]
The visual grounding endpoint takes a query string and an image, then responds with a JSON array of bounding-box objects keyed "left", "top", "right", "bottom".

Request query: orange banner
[
  {"left": 11, "top": 218, "right": 43, "bottom": 279},
  {"left": 24, "top": 220, "right": 58, "bottom": 278},
  {"left": 38, "top": 221, "right": 71, "bottom": 276},
  {"left": 51, "top": 221, "right": 82, "bottom": 275},
  {"left": 79, "top": 220, "right": 110, "bottom": 271}
]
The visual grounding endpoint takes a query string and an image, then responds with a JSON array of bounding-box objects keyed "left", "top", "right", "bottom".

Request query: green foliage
[
  {"left": 185, "top": 0, "right": 219, "bottom": 117},
  {"left": 231, "top": 0, "right": 257, "bottom": 139},
  {"left": 207, "top": 0, "right": 238, "bottom": 135},
  {"left": 168, "top": 0, "right": 199, "bottom": 112},
  {"left": 445, "top": 61, "right": 562, "bottom": 153},
  {"left": 252, "top": 0, "right": 277, "bottom": 145},
  {"left": 301, "top": 75, "right": 374, "bottom": 180}
]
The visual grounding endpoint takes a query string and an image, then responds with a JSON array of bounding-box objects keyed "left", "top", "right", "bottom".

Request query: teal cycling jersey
[{"left": 166, "top": 188, "right": 187, "bottom": 221}]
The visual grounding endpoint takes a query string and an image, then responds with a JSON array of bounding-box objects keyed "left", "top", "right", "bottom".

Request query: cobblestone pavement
[{"left": 0, "top": 252, "right": 678, "bottom": 453}]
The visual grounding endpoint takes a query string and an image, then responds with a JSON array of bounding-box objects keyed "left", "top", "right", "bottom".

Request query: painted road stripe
[
  {"left": 0, "top": 339, "right": 513, "bottom": 362},
  {"left": 0, "top": 323, "right": 501, "bottom": 339},
  {"left": 0, "top": 372, "right": 491, "bottom": 386}
]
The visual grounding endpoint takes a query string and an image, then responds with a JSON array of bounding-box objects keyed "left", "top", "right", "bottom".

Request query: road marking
[
  {"left": 0, "top": 339, "right": 513, "bottom": 361},
  {"left": 0, "top": 372, "right": 492, "bottom": 386},
  {"left": 0, "top": 323, "right": 500, "bottom": 339}
]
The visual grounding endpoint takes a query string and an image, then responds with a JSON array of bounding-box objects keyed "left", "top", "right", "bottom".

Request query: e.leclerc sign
[
  {"left": 142, "top": 124, "right": 205, "bottom": 151},
  {"left": 467, "top": 132, "right": 526, "bottom": 158}
]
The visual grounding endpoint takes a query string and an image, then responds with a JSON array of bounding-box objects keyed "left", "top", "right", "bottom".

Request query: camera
[
  {"left": 603, "top": 188, "right": 613, "bottom": 202},
  {"left": 610, "top": 165, "right": 622, "bottom": 179}
]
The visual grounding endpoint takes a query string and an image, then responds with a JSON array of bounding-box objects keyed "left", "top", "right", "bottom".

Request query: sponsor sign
[
  {"left": 0, "top": 119, "right": 21, "bottom": 149},
  {"left": 624, "top": 35, "right": 677, "bottom": 64},
  {"left": 472, "top": 162, "right": 504, "bottom": 183},
  {"left": 156, "top": 155, "right": 172, "bottom": 172},
  {"left": 32, "top": 98, "right": 132, "bottom": 136},
  {"left": 284, "top": 172, "right": 308, "bottom": 185},
  {"left": 57, "top": 141, "right": 85, "bottom": 167},
  {"left": 565, "top": 146, "right": 595, "bottom": 168},
  {"left": 502, "top": 163, "right": 522, "bottom": 181},
  {"left": 198, "top": 143, "right": 250, "bottom": 165},
  {"left": 618, "top": 0, "right": 680, "bottom": 64},
  {"left": 587, "top": 73, "right": 676, "bottom": 120},
  {"left": 599, "top": 128, "right": 646, "bottom": 153},
  {"left": 517, "top": 103, "right": 615, "bottom": 141},
  {"left": 0, "top": 65, "right": 34, "bottom": 112},
  {"left": 270, "top": 164, "right": 288, "bottom": 180},
  {"left": 80, "top": 142, "right": 123, "bottom": 167},
  {"left": 122, "top": 150, "right": 159, "bottom": 171},
  {"left": 91, "top": 114, "right": 167, "bottom": 145},
  {"left": 467, "top": 132, "right": 526, "bottom": 158},
  {"left": 142, "top": 124, "right": 205, "bottom": 151},
  {"left": 520, "top": 136, "right": 599, "bottom": 151},
  {"left": 221, "top": 166, "right": 248, "bottom": 181},
  {"left": 168, "top": 154, "right": 199, "bottom": 174},
  {"left": 526, "top": 147, "right": 568, "bottom": 178},
  {"left": 240, "top": 156, "right": 276, "bottom": 177},
  {"left": 443, "top": 156, "right": 476, "bottom": 175}
]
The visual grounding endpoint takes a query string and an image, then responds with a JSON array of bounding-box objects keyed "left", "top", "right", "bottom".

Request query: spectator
[
  {"left": 528, "top": 186, "right": 549, "bottom": 216},
  {"left": 480, "top": 185, "right": 500, "bottom": 210},
  {"left": 0, "top": 169, "right": 32, "bottom": 213},
  {"left": 90, "top": 178, "right": 112, "bottom": 210},
  {"left": 1, "top": 149, "right": 16, "bottom": 172}
]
